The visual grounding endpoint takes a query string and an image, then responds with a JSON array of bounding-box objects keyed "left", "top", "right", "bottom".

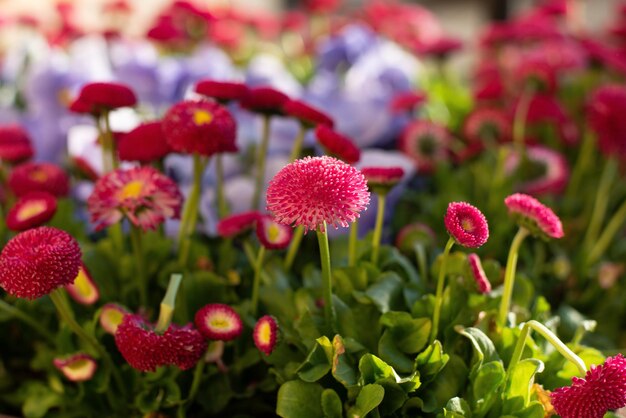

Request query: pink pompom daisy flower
[
  {"left": 444, "top": 202, "right": 489, "bottom": 248},
  {"left": 194, "top": 303, "right": 243, "bottom": 341},
  {"left": 505, "top": 146, "right": 569, "bottom": 195},
  {"left": 118, "top": 121, "right": 171, "bottom": 163},
  {"left": 53, "top": 353, "right": 98, "bottom": 382},
  {"left": 256, "top": 214, "right": 293, "bottom": 250},
  {"left": 467, "top": 253, "right": 491, "bottom": 294},
  {"left": 253, "top": 315, "right": 279, "bottom": 356},
  {"left": 504, "top": 193, "right": 563, "bottom": 240},
  {"left": 0, "top": 125, "right": 34, "bottom": 164}
]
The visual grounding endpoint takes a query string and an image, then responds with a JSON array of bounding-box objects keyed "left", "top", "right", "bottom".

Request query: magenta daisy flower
[
  {"left": 65, "top": 263, "right": 100, "bottom": 305},
  {"left": 0, "top": 125, "right": 34, "bottom": 164},
  {"left": 282, "top": 99, "right": 333, "bottom": 128},
  {"left": 194, "top": 303, "right": 243, "bottom": 341},
  {"left": 253, "top": 315, "right": 279, "bottom": 356},
  {"left": 361, "top": 166, "right": 404, "bottom": 194},
  {"left": 266, "top": 156, "right": 370, "bottom": 232},
  {"left": 118, "top": 121, "right": 171, "bottom": 163},
  {"left": 6, "top": 191, "right": 58, "bottom": 232},
  {"left": 389, "top": 91, "right": 426, "bottom": 114},
  {"left": 551, "top": 354, "right": 626, "bottom": 418},
  {"left": 87, "top": 166, "right": 182, "bottom": 231},
  {"left": 216, "top": 211, "right": 260, "bottom": 238},
  {"left": 399, "top": 120, "right": 452, "bottom": 173},
  {"left": 467, "top": 253, "right": 491, "bottom": 294},
  {"left": 314, "top": 125, "right": 361, "bottom": 164},
  {"left": 194, "top": 80, "right": 249, "bottom": 104},
  {"left": 99, "top": 303, "right": 130, "bottom": 335},
  {"left": 256, "top": 214, "right": 293, "bottom": 250},
  {"left": 239, "top": 86, "right": 289, "bottom": 116},
  {"left": 463, "top": 107, "right": 511, "bottom": 143},
  {"left": 587, "top": 84, "right": 626, "bottom": 159},
  {"left": 444, "top": 202, "right": 489, "bottom": 248},
  {"left": 68, "top": 82, "right": 137, "bottom": 115},
  {"left": 53, "top": 353, "right": 98, "bottom": 382},
  {"left": 504, "top": 193, "right": 563, "bottom": 240}
]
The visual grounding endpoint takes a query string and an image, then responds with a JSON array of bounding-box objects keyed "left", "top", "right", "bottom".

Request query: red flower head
[
  {"left": 389, "top": 91, "right": 426, "bottom": 114},
  {"left": 467, "top": 253, "right": 491, "bottom": 294},
  {"left": 0, "top": 227, "right": 81, "bottom": 299},
  {"left": 517, "top": 59, "right": 557, "bottom": 93},
  {"left": 239, "top": 86, "right": 289, "bottom": 116},
  {"left": 256, "top": 214, "right": 293, "bottom": 250},
  {"left": 194, "top": 303, "right": 243, "bottom": 341},
  {"left": 304, "top": 0, "right": 340, "bottom": 14},
  {"left": 6, "top": 191, "right": 57, "bottom": 231},
  {"left": 8, "top": 162, "right": 69, "bottom": 197},
  {"left": 361, "top": 166, "right": 404, "bottom": 195},
  {"left": 551, "top": 354, "right": 626, "bottom": 418},
  {"left": 118, "top": 121, "right": 171, "bottom": 163},
  {"left": 162, "top": 100, "right": 237, "bottom": 156},
  {"left": 463, "top": 107, "right": 511, "bottom": 144},
  {"left": 505, "top": 146, "right": 569, "bottom": 195},
  {"left": 194, "top": 80, "right": 249, "bottom": 104},
  {"left": 414, "top": 36, "right": 463, "bottom": 59},
  {"left": 216, "top": 211, "right": 260, "bottom": 238},
  {"left": 282, "top": 99, "right": 334, "bottom": 129},
  {"left": 69, "top": 82, "right": 137, "bottom": 115},
  {"left": 65, "top": 263, "right": 99, "bottom": 305},
  {"left": 253, "top": 315, "right": 279, "bottom": 356},
  {"left": 314, "top": 125, "right": 361, "bottom": 164},
  {"left": 115, "top": 314, "right": 206, "bottom": 372},
  {"left": 587, "top": 84, "right": 626, "bottom": 159},
  {"left": 266, "top": 156, "right": 370, "bottom": 233},
  {"left": 524, "top": 95, "right": 578, "bottom": 146},
  {"left": 444, "top": 202, "right": 489, "bottom": 248},
  {"left": 99, "top": 303, "right": 130, "bottom": 334},
  {"left": 0, "top": 125, "right": 34, "bottom": 163},
  {"left": 53, "top": 353, "right": 98, "bottom": 382},
  {"left": 504, "top": 193, "right": 563, "bottom": 240},
  {"left": 87, "top": 166, "right": 182, "bottom": 231},
  {"left": 399, "top": 120, "right": 452, "bottom": 173}
]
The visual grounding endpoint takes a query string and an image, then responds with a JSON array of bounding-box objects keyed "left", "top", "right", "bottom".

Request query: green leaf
[
  {"left": 378, "top": 329, "right": 414, "bottom": 374},
  {"left": 196, "top": 372, "right": 233, "bottom": 414},
  {"left": 276, "top": 380, "right": 324, "bottom": 418},
  {"left": 349, "top": 384, "right": 385, "bottom": 418},
  {"left": 442, "top": 397, "right": 473, "bottom": 417},
  {"left": 332, "top": 335, "right": 358, "bottom": 387},
  {"left": 321, "top": 389, "right": 343, "bottom": 418},
  {"left": 365, "top": 273, "right": 405, "bottom": 313},
  {"left": 472, "top": 361, "right": 506, "bottom": 416},
  {"left": 502, "top": 359, "right": 545, "bottom": 414},
  {"left": 415, "top": 340, "right": 450, "bottom": 384},
  {"left": 359, "top": 354, "right": 397, "bottom": 385},
  {"left": 457, "top": 326, "right": 501, "bottom": 370},
  {"left": 379, "top": 311, "right": 431, "bottom": 354},
  {"left": 21, "top": 382, "right": 62, "bottom": 418},
  {"left": 513, "top": 401, "right": 545, "bottom": 418},
  {"left": 421, "top": 355, "right": 469, "bottom": 413},
  {"left": 298, "top": 336, "right": 333, "bottom": 382}
]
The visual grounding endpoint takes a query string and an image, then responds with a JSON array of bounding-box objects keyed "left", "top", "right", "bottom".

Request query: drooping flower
[
  {"left": 399, "top": 120, "right": 452, "bottom": 173},
  {"left": 194, "top": 80, "right": 249, "bottom": 104},
  {"left": 0, "top": 125, "right": 34, "bottom": 163},
  {"left": 118, "top": 121, "right": 171, "bottom": 163},
  {"left": 266, "top": 156, "right": 370, "bottom": 232},
  {"left": 314, "top": 125, "right": 361, "bottom": 164},
  {"left": 68, "top": 82, "right": 137, "bottom": 115},
  {"left": 0, "top": 227, "right": 81, "bottom": 299},
  {"left": 504, "top": 193, "right": 563, "bottom": 240},
  {"left": 253, "top": 315, "right": 279, "bottom": 356},
  {"left": 99, "top": 303, "right": 130, "bottom": 335},
  {"left": 194, "top": 303, "right": 243, "bottom": 341},
  {"left": 361, "top": 166, "right": 404, "bottom": 195},
  {"left": 87, "top": 166, "right": 182, "bottom": 231},
  {"left": 114, "top": 314, "right": 206, "bottom": 372},
  {"left": 8, "top": 162, "right": 70, "bottom": 197},
  {"left": 216, "top": 211, "right": 260, "bottom": 238},
  {"left": 587, "top": 84, "right": 626, "bottom": 159},
  {"left": 444, "top": 202, "right": 489, "bottom": 248},
  {"left": 162, "top": 100, "right": 237, "bottom": 157},
  {"left": 256, "top": 214, "right": 293, "bottom": 250},
  {"left": 65, "top": 264, "right": 99, "bottom": 305},
  {"left": 551, "top": 354, "right": 626, "bottom": 418},
  {"left": 282, "top": 99, "right": 334, "bottom": 128},
  {"left": 239, "top": 86, "right": 289, "bottom": 116},
  {"left": 467, "top": 253, "right": 491, "bottom": 294},
  {"left": 6, "top": 192, "right": 58, "bottom": 231},
  {"left": 505, "top": 146, "right": 569, "bottom": 195},
  {"left": 53, "top": 353, "right": 98, "bottom": 382}
]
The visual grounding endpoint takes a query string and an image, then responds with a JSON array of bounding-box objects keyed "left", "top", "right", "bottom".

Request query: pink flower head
[
  {"left": 444, "top": 202, "right": 489, "bottom": 248},
  {"left": 53, "top": 353, "right": 98, "bottom": 382},
  {"left": 361, "top": 166, "right": 404, "bottom": 194},
  {"left": 162, "top": 100, "right": 237, "bottom": 157},
  {"left": 118, "top": 121, "right": 171, "bottom": 163},
  {"left": 0, "top": 227, "right": 81, "bottom": 299},
  {"left": 216, "top": 211, "right": 260, "bottom": 238},
  {"left": 587, "top": 84, "right": 626, "bottom": 159},
  {"left": 65, "top": 263, "right": 99, "bottom": 305},
  {"left": 463, "top": 107, "right": 511, "bottom": 144},
  {"left": 282, "top": 99, "right": 334, "bottom": 128},
  {"left": 6, "top": 191, "right": 57, "bottom": 231},
  {"left": 239, "top": 86, "right": 289, "bottom": 116},
  {"left": 194, "top": 303, "right": 243, "bottom": 341},
  {"left": 414, "top": 36, "right": 463, "bottom": 59},
  {"left": 256, "top": 214, "right": 293, "bottom": 250},
  {"left": 467, "top": 253, "right": 491, "bottom": 294},
  {"left": 0, "top": 125, "right": 34, "bottom": 164},
  {"left": 395, "top": 222, "right": 436, "bottom": 254},
  {"left": 69, "top": 82, "right": 137, "bottom": 115},
  {"left": 399, "top": 120, "right": 452, "bottom": 173},
  {"left": 266, "top": 156, "right": 370, "bottom": 233},
  {"left": 87, "top": 166, "right": 182, "bottom": 231},
  {"left": 314, "top": 125, "right": 361, "bottom": 164},
  {"left": 253, "top": 315, "right": 279, "bottom": 356},
  {"left": 504, "top": 193, "right": 563, "bottom": 240},
  {"left": 8, "top": 162, "right": 69, "bottom": 197},
  {"left": 389, "top": 91, "right": 426, "bottom": 114},
  {"left": 115, "top": 314, "right": 206, "bottom": 372},
  {"left": 194, "top": 80, "right": 249, "bottom": 104},
  {"left": 524, "top": 94, "right": 578, "bottom": 146},
  {"left": 551, "top": 354, "right": 626, "bottom": 418},
  {"left": 505, "top": 146, "right": 569, "bottom": 195},
  {"left": 99, "top": 303, "right": 130, "bottom": 334},
  {"left": 517, "top": 59, "right": 557, "bottom": 93}
]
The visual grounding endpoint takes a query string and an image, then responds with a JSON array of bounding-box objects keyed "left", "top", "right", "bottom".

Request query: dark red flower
[
  {"left": 0, "top": 125, "right": 34, "bottom": 163},
  {"left": 8, "top": 162, "right": 70, "bottom": 197},
  {"left": 146, "top": 15, "right": 186, "bottom": 44},
  {"left": 194, "top": 80, "right": 249, "bottom": 104},
  {"left": 304, "top": 0, "right": 340, "bottom": 14},
  {"left": 68, "top": 82, "right": 137, "bottom": 115},
  {"left": 253, "top": 315, "right": 279, "bottom": 356},
  {"left": 467, "top": 253, "right": 491, "bottom": 294},
  {"left": 282, "top": 99, "right": 334, "bottom": 128},
  {"left": 239, "top": 86, "right": 289, "bottom": 116},
  {"left": 314, "top": 125, "right": 361, "bottom": 164},
  {"left": 256, "top": 214, "right": 293, "bottom": 250},
  {"left": 587, "top": 84, "right": 626, "bottom": 159},
  {"left": 216, "top": 211, "right": 260, "bottom": 238},
  {"left": 6, "top": 191, "right": 57, "bottom": 231},
  {"left": 0, "top": 227, "right": 81, "bottom": 299},
  {"left": 389, "top": 91, "right": 426, "bottom": 114},
  {"left": 118, "top": 122, "right": 171, "bottom": 163},
  {"left": 361, "top": 166, "right": 404, "bottom": 194}
]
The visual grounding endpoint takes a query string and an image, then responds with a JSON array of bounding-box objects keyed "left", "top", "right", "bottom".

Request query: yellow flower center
[
  {"left": 209, "top": 315, "right": 232, "bottom": 330},
  {"left": 73, "top": 268, "right": 95, "bottom": 299},
  {"left": 461, "top": 218, "right": 474, "bottom": 232},
  {"left": 16, "top": 200, "right": 47, "bottom": 221},
  {"left": 119, "top": 180, "right": 144, "bottom": 199},
  {"left": 193, "top": 110, "right": 214, "bottom": 126},
  {"left": 30, "top": 170, "right": 48, "bottom": 183},
  {"left": 267, "top": 224, "right": 280, "bottom": 242},
  {"left": 102, "top": 309, "right": 125, "bottom": 334},
  {"left": 258, "top": 322, "right": 271, "bottom": 344}
]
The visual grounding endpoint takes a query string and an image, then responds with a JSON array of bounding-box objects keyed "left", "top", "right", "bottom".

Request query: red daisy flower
[
  {"left": 6, "top": 191, "right": 57, "bottom": 231},
  {"left": 314, "top": 125, "right": 361, "bottom": 164},
  {"left": 282, "top": 99, "right": 334, "bottom": 128},
  {"left": 0, "top": 125, "right": 34, "bottom": 163},
  {"left": 266, "top": 156, "right": 370, "bottom": 232},
  {"left": 467, "top": 253, "right": 491, "bottom": 294},
  {"left": 65, "top": 263, "right": 99, "bottom": 305},
  {"left": 444, "top": 202, "right": 489, "bottom": 248},
  {"left": 256, "top": 214, "right": 293, "bottom": 250},
  {"left": 253, "top": 315, "right": 279, "bottom": 356},
  {"left": 505, "top": 146, "right": 569, "bottom": 195},
  {"left": 115, "top": 314, "right": 206, "bottom": 372},
  {"left": 99, "top": 303, "right": 130, "bottom": 335},
  {"left": 463, "top": 107, "right": 511, "bottom": 143},
  {"left": 194, "top": 303, "right": 243, "bottom": 341},
  {"left": 389, "top": 91, "right": 426, "bottom": 114},
  {"left": 587, "top": 84, "right": 626, "bottom": 159},
  {"left": 361, "top": 166, "right": 404, "bottom": 194},
  {"left": 517, "top": 59, "right": 557, "bottom": 93},
  {"left": 239, "top": 86, "right": 289, "bottom": 116},
  {"left": 399, "top": 120, "right": 452, "bottom": 173},
  {"left": 53, "top": 353, "right": 98, "bottom": 382},
  {"left": 8, "top": 162, "right": 70, "bottom": 197},
  {"left": 118, "top": 121, "right": 171, "bottom": 163},
  {"left": 216, "top": 211, "right": 260, "bottom": 238},
  {"left": 0, "top": 227, "right": 81, "bottom": 299},
  {"left": 68, "top": 82, "right": 137, "bottom": 115},
  {"left": 194, "top": 80, "right": 249, "bottom": 104},
  {"left": 551, "top": 354, "right": 626, "bottom": 418},
  {"left": 162, "top": 100, "right": 237, "bottom": 156},
  {"left": 87, "top": 166, "right": 182, "bottom": 231},
  {"left": 504, "top": 193, "right": 563, "bottom": 240}
]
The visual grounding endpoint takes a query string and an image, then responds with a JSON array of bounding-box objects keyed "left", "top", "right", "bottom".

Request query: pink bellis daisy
[
  {"left": 253, "top": 315, "right": 279, "bottom": 356},
  {"left": 65, "top": 263, "right": 100, "bottom": 305},
  {"left": 8, "top": 162, "right": 70, "bottom": 197},
  {"left": 6, "top": 191, "right": 58, "bottom": 231},
  {"left": 53, "top": 353, "right": 98, "bottom": 382},
  {"left": 87, "top": 166, "right": 182, "bottom": 231},
  {"left": 99, "top": 303, "right": 130, "bottom": 334},
  {"left": 118, "top": 121, "right": 172, "bottom": 164},
  {"left": 467, "top": 253, "right": 491, "bottom": 294},
  {"left": 256, "top": 214, "right": 293, "bottom": 250},
  {"left": 0, "top": 125, "right": 34, "bottom": 164},
  {"left": 399, "top": 120, "right": 452, "bottom": 173},
  {"left": 505, "top": 146, "right": 569, "bottom": 195},
  {"left": 504, "top": 193, "right": 563, "bottom": 240},
  {"left": 266, "top": 156, "right": 370, "bottom": 232},
  {"left": 444, "top": 202, "right": 489, "bottom": 248},
  {"left": 68, "top": 82, "right": 137, "bottom": 115},
  {"left": 239, "top": 86, "right": 289, "bottom": 116},
  {"left": 587, "top": 84, "right": 626, "bottom": 159},
  {"left": 314, "top": 125, "right": 361, "bottom": 164},
  {"left": 194, "top": 303, "right": 243, "bottom": 341}
]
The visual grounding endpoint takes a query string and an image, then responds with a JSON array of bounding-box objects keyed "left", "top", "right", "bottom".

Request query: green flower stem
[
  {"left": 130, "top": 224, "right": 147, "bottom": 306},
  {"left": 250, "top": 246, "right": 266, "bottom": 317},
  {"left": 252, "top": 115, "right": 271, "bottom": 210},
  {"left": 512, "top": 85, "right": 534, "bottom": 165},
  {"left": 582, "top": 157, "right": 618, "bottom": 256},
  {"left": 155, "top": 274, "right": 183, "bottom": 333},
  {"left": 289, "top": 124, "right": 307, "bottom": 161},
  {"left": 587, "top": 198, "right": 626, "bottom": 266},
  {"left": 348, "top": 220, "right": 358, "bottom": 267},
  {"left": 284, "top": 226, "right": 304, "bottom": 271},
  {"left": 371, "top": 193, "right": 387, "bottom": 265},
  {"left": 96, "top": 115, "right": 112, "bottom": 173},
  {"left": 429, "top": 237, "right": 455, "bottom": 344},
  {"left": 0, "top": 299, "right": 55, "bottom": 344},
  {"left": 49, "top": 289, "right": 125, "bottom": 394},
  {"left": 566, "top": 128, "right": 595, "bottom": 200},
  {"left": 487, "top": 146, "right": 509, "bottom": 214},
  {"left": 182, "top": 356, "right": 206, "bottom": 413},
  {"left": 497, "top": 227, "right": 530, "bottom": 327},
  {"left": 413, "top": 243, "right": 428, "bottom": 283},
  {"left": 102, "top": 110, "right": 118, "bottom": 170},
  {"left": 178, "top": 154, "right": 206, "bottom": 267},
  {"left": 508, "top": 320, "right": 587, "bottom": 379},
  {"left": 215, "top": 154, "right": 228, "bottom": 219},
  {"left": 317, "top": 223, "right": 337, "bottom": 332}
]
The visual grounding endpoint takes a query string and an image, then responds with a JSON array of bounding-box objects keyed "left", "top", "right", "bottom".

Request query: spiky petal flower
[
  {"left": 551, "top": 354, "right": 626, "bottom": 418},
  {"left": 87, "top": 166, "right": 182, "bottom": 231},
  {"left": 216, "top": 211, "right": 260, "bottom": 238},
  {"left": 239, "top": 86, "right": 289, "bottom": 116},
  {"left": 467, "top": 253, "right": 491, "bottom": 293},
  {"left": 65, "top": 264, "right": 99, "bottom": 305},
  {"left": 256, "top": 215, "right": 293, "bottom": 250},
  {"left": 100, "top": 303, "right": 130, "bottom": 334},
  {"left": 0, "top": 227, "right": 81, "bottom": 299},
  {"left": 53, "top": 353, "right": 98, "bottom": 382},
  {"left": 0, "top": 125, "right": 34, "bottom": 163},
  {"left": 399, "top": 120, "right": 452, "bottom": 173},
  {"left": 8, "top": 162, "right": 70, "bottom": 197},
  {"left": 253, "top": 315, "right": 279, "bottom": 356},
  {"left": 314, "top": 125, "right": 361, "bottom": 164},
  {"left": 68, "top": 82, "right": 137, "bottom": 115},
  {"left": 444, "top": 202, "right": 489, "bottom": 248},
  {"left": 194, "top": 303, "right": 243, "bottom": 341},
  {"left": 114, "top": 315, "right": 206, "bottom": 372},
  {"left": 283, "top": 99, "right": 334, "bottom": 128},
  {"left": 504, "top": 193, "right": 563, "bottom": 240},
  {"left": 118, "top": 121, "right": 171, "bottom": 163},
  {"left": 266, "top": 156, "right": 370, "bottom": 232},
  {"left": 194, "top": 80, "right": 249, "bottom": 104},
  {"left": 6, "top": 191, "right": 57, "bottom": 231},
  {"left": 361, "top": 166, "right": 404, "bottom": 195}
]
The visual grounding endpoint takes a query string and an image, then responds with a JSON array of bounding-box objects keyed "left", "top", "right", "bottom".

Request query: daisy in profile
[{"left": 6, "top": 191, "right": 58, "bottom": 231}]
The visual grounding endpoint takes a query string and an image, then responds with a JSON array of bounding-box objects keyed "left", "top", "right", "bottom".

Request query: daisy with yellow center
[
  {"left": 6, "top": 191, "right": 58, "bottom": 232},
  {"left": 66, "top": 264, "right": 100, "bottom": 305},
  {"left": 53, "top": 353, "right": 98, "bottom": 382},
  {"left": 194, "top": 303, "right": 243, "bottom": 341},
  {"left": 253, "top": 315, "right": 279, "bottom": 356}
]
